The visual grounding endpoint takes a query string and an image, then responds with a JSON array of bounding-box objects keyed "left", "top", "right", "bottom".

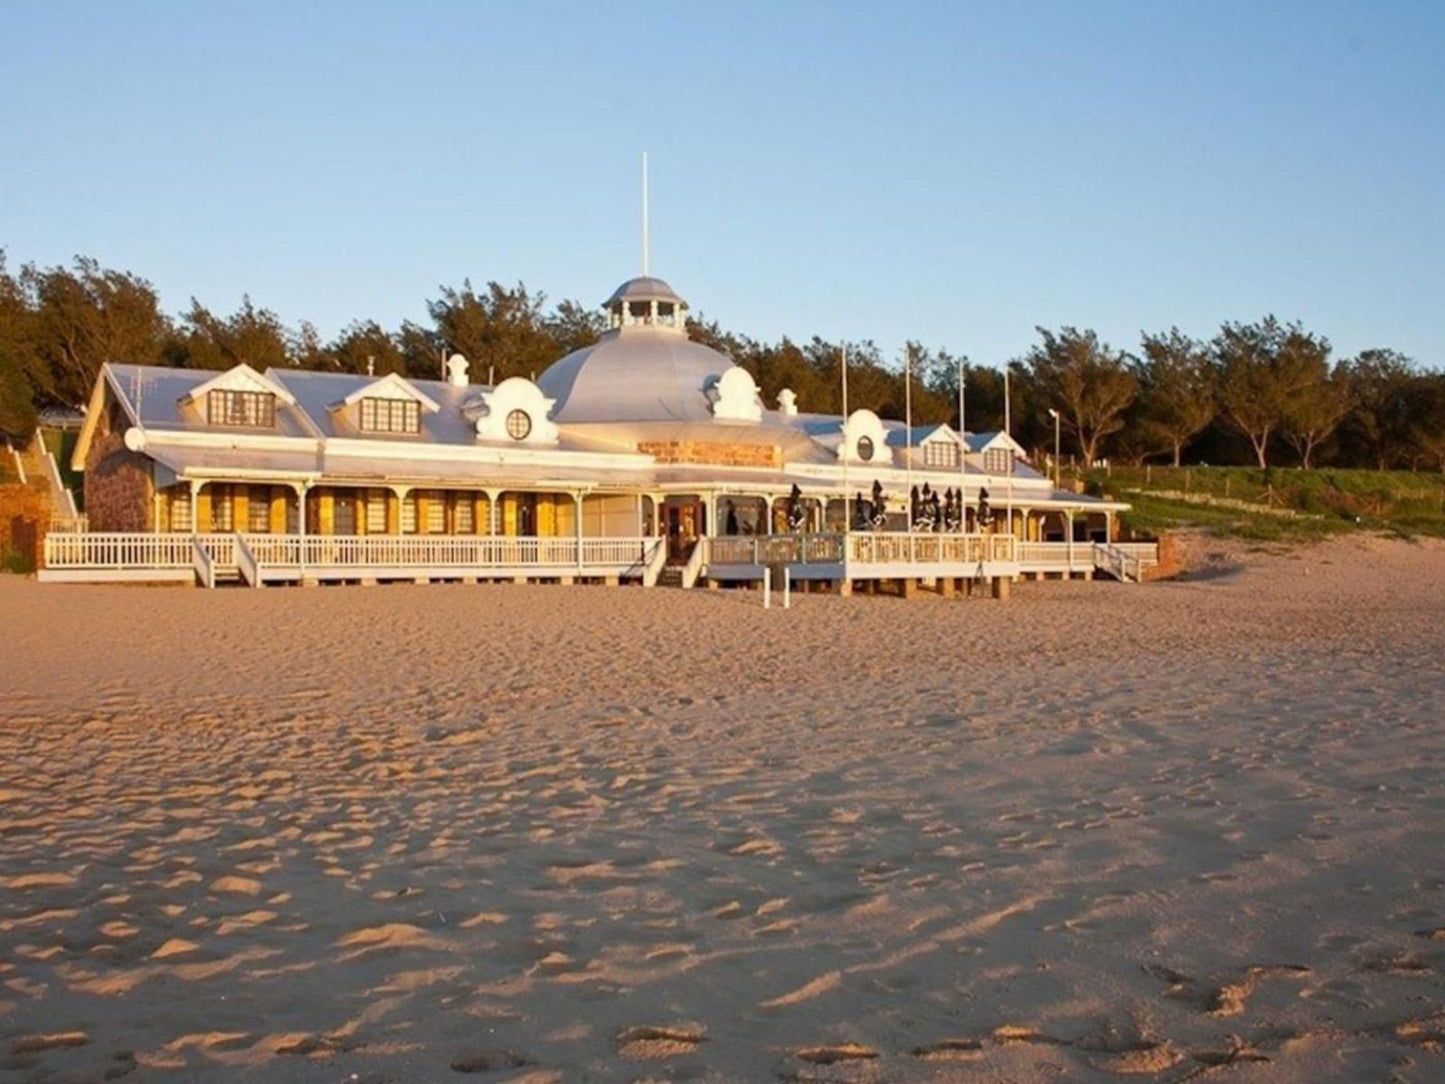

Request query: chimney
[
  {"left": 777, "top": 388, "right": 798, "bottom": 418},
  {"left": 445, "top": 353, "right": 470, "bottom": 388}
]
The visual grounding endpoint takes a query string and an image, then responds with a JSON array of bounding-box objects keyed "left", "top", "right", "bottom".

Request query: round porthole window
[
  {"left": 506, "top": 409, "right": 532, "bottom": 441},
  {"left": 857, "top": 435, "right": 875, "bottom": 462}
]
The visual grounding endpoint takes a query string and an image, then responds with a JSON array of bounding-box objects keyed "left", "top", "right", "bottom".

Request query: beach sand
[{"left": 1, "top": 534, "right": 1443, "bottom": 1082}]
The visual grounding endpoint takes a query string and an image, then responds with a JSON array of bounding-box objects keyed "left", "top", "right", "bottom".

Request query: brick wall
[
  {"left": 637, "top": 440, "right": 780, "bottom": 469},
  {"left": 84, "top": 402, "right": 154, "bottom": 532}
]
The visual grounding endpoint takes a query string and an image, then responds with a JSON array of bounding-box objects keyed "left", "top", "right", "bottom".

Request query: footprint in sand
[
  {"left": 616, "top": 1025, "right": 704, "bottom": 1059},
  {"left": 1086, "top": 1040, "right": 1184, "bottom": 1074},
  {"left": 792, "top": 1043, "right": 877, "bottom": 1065},
  {"left": 912, "top": 1038, "right": 984, "bottom": 1061},
  {"left": 450, "top": 1047, "right": 530, "bottom": 1072}
]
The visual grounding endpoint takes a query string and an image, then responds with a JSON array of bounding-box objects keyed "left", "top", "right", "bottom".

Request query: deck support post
[{"left": 992, "top": 575, "right": 1010, "bottom": 600}]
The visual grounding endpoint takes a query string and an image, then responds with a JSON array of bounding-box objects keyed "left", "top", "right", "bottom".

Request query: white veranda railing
[{"left": 43, "top": 532, "right": 660, "bottom": 575}]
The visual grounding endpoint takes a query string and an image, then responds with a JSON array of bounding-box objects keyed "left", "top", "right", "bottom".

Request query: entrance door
[{"left": 663, "top": 497, "right": 704, "bottom": 563}]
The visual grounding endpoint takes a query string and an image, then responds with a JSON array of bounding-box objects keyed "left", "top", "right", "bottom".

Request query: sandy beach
[{"left": 2, "top": 535, "right": 1443, "bottom": 1082}]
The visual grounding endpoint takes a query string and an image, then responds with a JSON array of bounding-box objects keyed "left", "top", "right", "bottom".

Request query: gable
[
  {"left": 182, "top": 363, "right": 296, "bottom": 407},
  {"left": 337, "top": 372, "right": 440, "bottom": 413}
]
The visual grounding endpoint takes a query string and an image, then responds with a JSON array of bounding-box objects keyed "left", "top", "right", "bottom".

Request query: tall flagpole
[
  {"left": 904, "top": 344, "right": 913, "bottom": 530},
  {"left": 1004, "top": 364, "right": 1014, "bottom": 539},
  {"left": 958, "top": 358, "right": 966, "bottom": 526},
  {"left": 840, "top": 342, "right": 849, "bottom": 533},
  {"left": 641, "top": 151, "right": 650, "bottom": 276}
]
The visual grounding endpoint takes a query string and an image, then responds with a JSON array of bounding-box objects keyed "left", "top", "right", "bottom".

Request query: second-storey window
[
  {"left": 984, "top": 448, "right": 1014, "bottom": 474},
  {"left": 924, "top": 442, "right": 959, "bottom": 469},
  {"left": 359, "top": 398, "right": 421, "bottom": 434},
  {"left": 208, "top": 389, "right": 275, "bottom": 428}
]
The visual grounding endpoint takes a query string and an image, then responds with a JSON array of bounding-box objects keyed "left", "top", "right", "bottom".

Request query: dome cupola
[{"left": 604, "top": 276, "right": 687, "bottom": 332}]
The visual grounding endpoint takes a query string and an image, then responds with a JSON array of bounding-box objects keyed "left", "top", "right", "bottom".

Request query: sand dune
[{"left": 1, "top": 534, "right": 1443, "bottom": 1081}]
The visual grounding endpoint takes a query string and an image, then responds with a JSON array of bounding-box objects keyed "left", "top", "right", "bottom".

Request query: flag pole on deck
[
  {"left": 1004, "top": 365, "right": 1014, "bottom": 540},
  {"left": 904, "top": 344, "right": 913, "bottom": 530},
  {"left": 958, "top": 357, "right": 966, "bottom": 526},
  {"left": 840, "top": 342, "right": 849, "bottom": 534}
]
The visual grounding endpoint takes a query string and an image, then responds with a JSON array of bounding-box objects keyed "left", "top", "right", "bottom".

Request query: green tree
[
  {"left": 170, "top": 296, "right": 295, "bottom": 371},
  {"left": 1135, "top": 328, "right": 1216, "bottom": 466},
  {"left": 1341, "top": 349, "right": 1415, "bottom": 469},
  {"left": 1027, "top": 326, "right": 1137, "bottom": 466},
  {"left": 327, "top": 320, "right": 407, "bottom": 375},
  {"left": 1281, "top": 357, "right": 1351, "bottom": 468},
  {"left": 423, "top": 281, "right": 559, "bottom": 383},
  {"left": 0, "top": 350, "right": 37, "bottom": 441},
  {"left": 1212, "top": 316, "right": 1321, "bottom": 469},
  {"left": 1405, "top": 372, "right": 1445, "bottom": 472},
  {"left": 21, "top": 256, "right": 170, "bottom": 404}
]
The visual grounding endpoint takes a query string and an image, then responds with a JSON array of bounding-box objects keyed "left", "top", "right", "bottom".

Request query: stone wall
[
  {"left": 637, "top": 440, "right": 780, "bottom": 469},
  {"left": 84, "top": 402, "right": 153, "bottom": 532}
]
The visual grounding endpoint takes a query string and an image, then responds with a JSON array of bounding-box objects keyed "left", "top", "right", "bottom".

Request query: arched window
[
  {"left": 857, "top": 435, "right": 874, "bottom": 462},
  {"left": 505, "top": 409, "right": 532, "bottom": 441}
]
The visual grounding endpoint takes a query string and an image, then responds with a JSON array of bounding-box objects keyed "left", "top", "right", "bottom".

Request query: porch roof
[{"left": 144, "top": 443, "right": 656, "bottom": 491}]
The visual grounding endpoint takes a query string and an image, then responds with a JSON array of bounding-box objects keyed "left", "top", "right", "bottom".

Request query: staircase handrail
[
  {"left": 680, "top": 537, "right": 706, "bottom": 589},
  {"left": 642, "top": 535, "right": 667, "bottom": 587},
  {"left": 235, "top": 533, "right": 261, "bottom": 588},
  {"left": 191, "top": 535, "right": 216, "bottom": 589}
]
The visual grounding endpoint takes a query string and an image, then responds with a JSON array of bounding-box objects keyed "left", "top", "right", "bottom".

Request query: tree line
[{"left": 1, "top": 251, "right": 1441, "bottom": 471}]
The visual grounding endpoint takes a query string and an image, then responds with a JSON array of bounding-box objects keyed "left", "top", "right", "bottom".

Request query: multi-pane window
[
  {"left": 984, "top": 448, "right": 1014, "bottom": 475},
  {"left": 505, "top": 409, "right": 532, "bottom": 440},
  {"left": 454, "top": 497, "right": 474, "bottom": 534},
  {"left": 924, "top": 442, "right": 959, "bottom": 469},
  {"left": 169, "top": 489, "right": 192, "bottom": 532},
  {"left": 207, "top": 389, "right": 275, "bottom": 428},
  {"left": 211, "top": 487, "right": 234, "bottom": 531},
  {"left": 359, "top": 398, "right": 420, "bottom": 434},
  {"left": 401, "top": 494, "right": 418, "bottom": 534},
  {"left": 247, "top": 487, "right": 271, "bottom": 532},
  {"left": 365, "top": 490, "right": 387, "bottom": 533},
  {"left": 425, "top": 491, "right": 445, "bottom": 534}
]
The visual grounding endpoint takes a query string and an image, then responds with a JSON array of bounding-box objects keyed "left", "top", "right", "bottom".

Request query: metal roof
[
  {"left": 537, "top": 328, "right": 743, "bottom": 424},
  {"left": 603, "top": 276, "right": 687, "bottom": 307}
]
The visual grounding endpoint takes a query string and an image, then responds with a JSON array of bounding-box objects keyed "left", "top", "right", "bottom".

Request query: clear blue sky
[{"left": 3, "top": 1, "right": 1442, "bottom": 369}]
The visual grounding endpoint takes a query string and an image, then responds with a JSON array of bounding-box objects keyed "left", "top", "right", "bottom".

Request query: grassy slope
[{"left": 1085, "top": 466, "right": 1445, "bottom": 542}]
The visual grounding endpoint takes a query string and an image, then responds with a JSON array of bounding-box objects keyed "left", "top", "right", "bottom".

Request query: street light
[{"left": 1047, "top": 408, "right": 1061, "bottom": 490}]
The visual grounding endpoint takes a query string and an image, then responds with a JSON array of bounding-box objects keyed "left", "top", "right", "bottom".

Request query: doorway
[{"left": 662, "top": 496, "right": 705, "bottom": 563}]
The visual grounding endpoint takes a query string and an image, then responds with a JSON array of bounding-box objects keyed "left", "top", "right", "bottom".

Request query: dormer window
[
  {"left": 984, "top": 448, "right": 1014, "bottom": 474},
  {"left": 208, "top": 389, "right": 275, "bottom": 428},
  {"left": 924, "top": 442, "right": 959, "bottom": 469},
  {"left": 857, "top": 436, "right": 875, "bottom": 462},
  {"left": 360, "top": 397, "right": 421, "bottom": 435}
]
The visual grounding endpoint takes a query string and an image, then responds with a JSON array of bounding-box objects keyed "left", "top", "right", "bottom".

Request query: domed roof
[
  {"left": 538, "top": 328, "right": 739, "bottom": 423},
  {"left": 604, "top": 276, "right": 686, "bottom": 307}
]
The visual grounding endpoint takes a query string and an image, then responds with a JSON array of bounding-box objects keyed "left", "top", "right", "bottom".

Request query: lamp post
[{"left": 1047, "top": 408, "right": 1061, "bottom": 490}]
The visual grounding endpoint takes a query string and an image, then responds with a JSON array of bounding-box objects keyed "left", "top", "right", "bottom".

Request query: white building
[{"left": 47, "top": 274, "right": 1150, "bottom": 590}]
